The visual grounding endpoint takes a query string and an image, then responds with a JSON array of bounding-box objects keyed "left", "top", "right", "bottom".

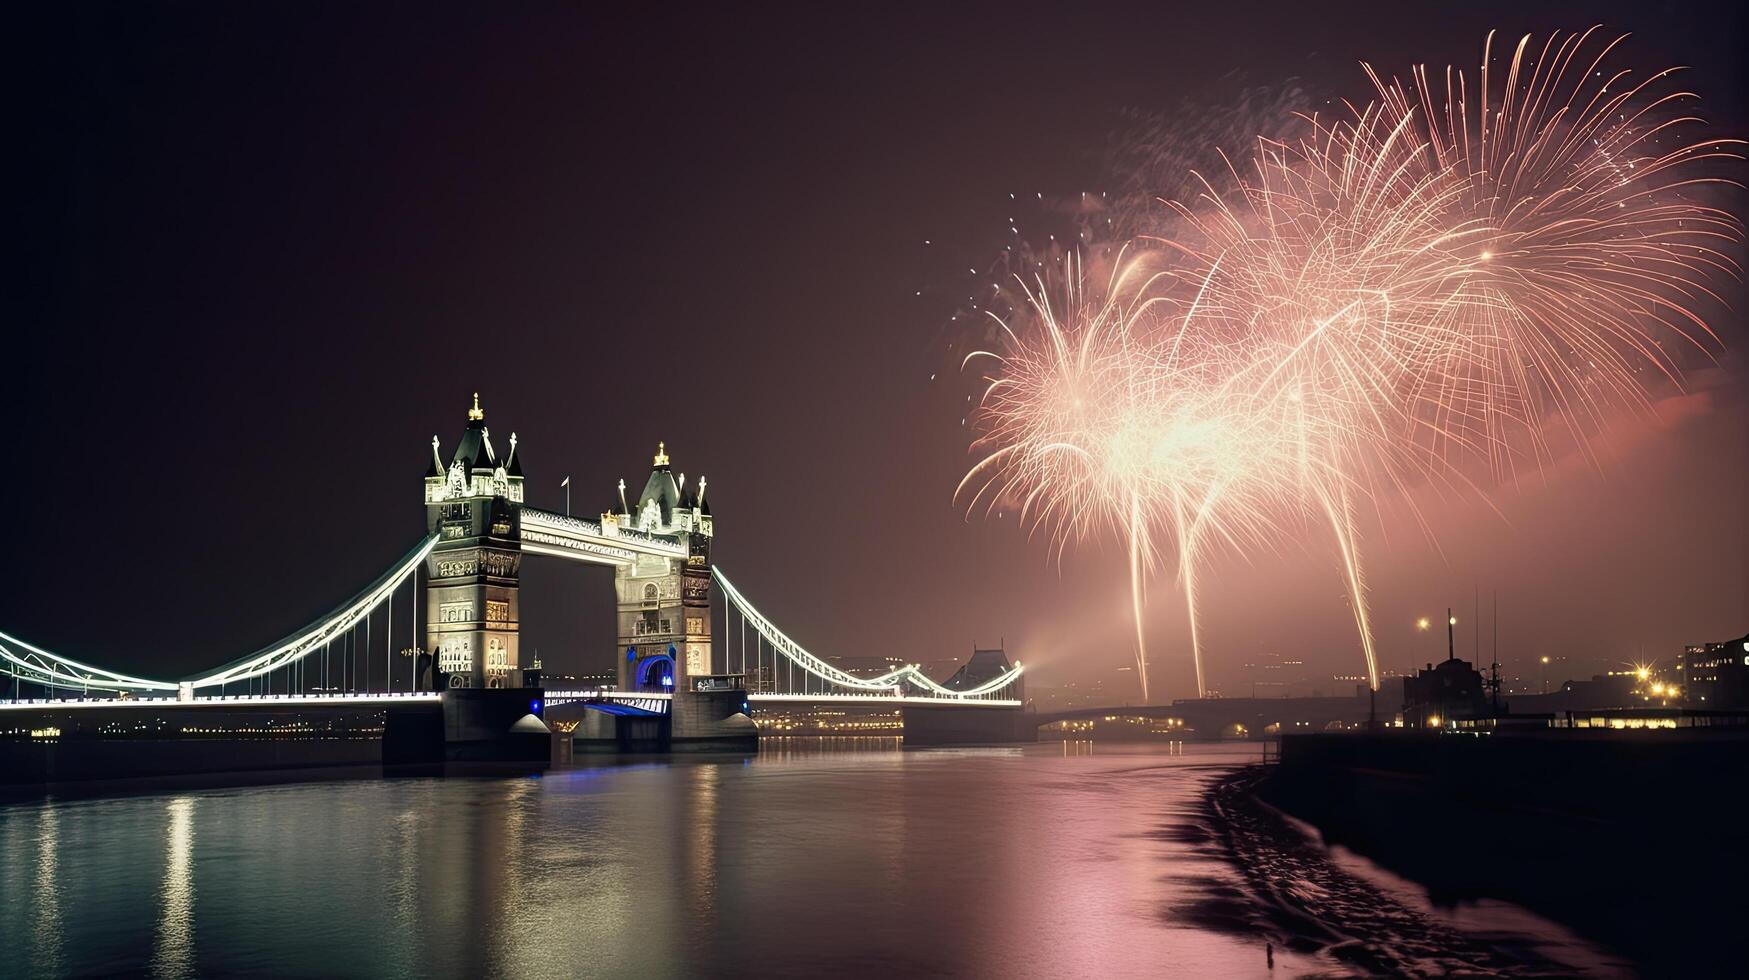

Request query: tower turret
[
  {"left": 613, "top": 442, "right": 715, "bottom": 692},
  {"left": 422, "top": 394, "right": 525, "bottom": 689}
]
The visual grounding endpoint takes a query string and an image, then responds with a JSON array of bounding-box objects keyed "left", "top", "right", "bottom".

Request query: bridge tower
[
  {"left": 608, "top": 442, "right": 714, "bottom": 693},
  {"left": 422, "top": 394, "right": 526, "bottom": 689}
]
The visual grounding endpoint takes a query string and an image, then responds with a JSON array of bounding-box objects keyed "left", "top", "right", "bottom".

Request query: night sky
[{"left": 11, "top": 2, "right": 1746, "bottom": 700}]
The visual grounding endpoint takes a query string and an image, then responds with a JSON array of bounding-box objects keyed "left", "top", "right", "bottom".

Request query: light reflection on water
[
  {"left": 32, "top": 806, "right": 64, "bottom": 976},
  {"left": 0, "top": 741, "right": 1593, "bottom": 978},
  {"left": 149, "top": 797, "right": 195, "bottom": 980}
]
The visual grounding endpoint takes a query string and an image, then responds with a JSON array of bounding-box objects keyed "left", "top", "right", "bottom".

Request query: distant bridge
[{"left": 1034, "top": 696, "right": 1376, "bottom": 737}]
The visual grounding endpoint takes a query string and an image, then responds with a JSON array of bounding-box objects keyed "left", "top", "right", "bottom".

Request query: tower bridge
[{"left": 2, "top": 396, "right": 1025, "bottom": 774}]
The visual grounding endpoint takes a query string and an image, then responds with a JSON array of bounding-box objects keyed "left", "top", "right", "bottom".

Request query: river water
[{"left": 0, "top": 741, "right": 1616, "bottom": 978}]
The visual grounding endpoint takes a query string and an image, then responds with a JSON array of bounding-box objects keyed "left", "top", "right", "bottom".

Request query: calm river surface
[{"left": 1, "top": 741, "right": 1613, "bottom": 978}]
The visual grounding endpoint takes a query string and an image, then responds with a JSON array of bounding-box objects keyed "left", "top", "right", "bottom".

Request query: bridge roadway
[
  {"left": 4, "top": 692, "right": 1362, "bottom": 728},
  {"left": 0, "top": 688, "right": 1023, "bottom": 713},
  {"left": 2, "top": 686, "right": 1031, "bottom": 780}
]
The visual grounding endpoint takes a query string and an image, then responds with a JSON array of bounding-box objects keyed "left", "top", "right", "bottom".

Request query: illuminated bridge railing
[
  {"left": 2, "top": 543, "right": 1022, "bottom": 709},
  {"left": 711, "top": 566, "right": 1023, "bottom": 705},
  {"left": 0, "top": 691, "right": 443, "bottom": 711},
  {"left": 2, "top": 535, "right": 437, "bottom": 697},
  {"left": 541, "top": 688, "right": 1023, "bottom": 710}
]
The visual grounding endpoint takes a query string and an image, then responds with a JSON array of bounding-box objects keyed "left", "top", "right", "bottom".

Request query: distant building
[
  {"left": 1546, "top": 673, "right": 1637, "bottom": 709},
  {"left": 942, "top": 646, "right": 1018, "bottom": 695},
  {"left": 1402, "top": 657, "right": 1488, "bottom": 728},
  {"left": 745, "top": 665, "right": 774, "bottom": 693},
  {"left": 1679, "top": 633, "right": 1749, "bottom": 709},
  {"left": 540, "top": 670, "right": 614, "bottom": 689}
]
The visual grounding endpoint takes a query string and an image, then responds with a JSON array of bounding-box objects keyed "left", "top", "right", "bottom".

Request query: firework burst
[{"left": 962, "top": 29, "right": 1741, "bottom": 701}]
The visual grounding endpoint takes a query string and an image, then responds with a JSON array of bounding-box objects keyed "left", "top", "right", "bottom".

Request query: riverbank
[
  {"left": 1202, "top": 767, "right": 1607, "bottom": 976},
  {"left": 1252, "top": 732, "right": 1749, "bottom": 975}
]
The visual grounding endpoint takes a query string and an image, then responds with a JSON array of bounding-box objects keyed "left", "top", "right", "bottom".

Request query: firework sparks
[{"left": 961, "top": 29, "right": 1741, "bottom": 700}]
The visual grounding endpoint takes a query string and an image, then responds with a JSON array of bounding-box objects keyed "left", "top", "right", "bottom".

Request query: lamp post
[
  {"left": 1417, "top": 616, "right": 1433, "bottom": 671},
  {"left": 1540, "top": 655, "right": 1550, "bottom": 695}
]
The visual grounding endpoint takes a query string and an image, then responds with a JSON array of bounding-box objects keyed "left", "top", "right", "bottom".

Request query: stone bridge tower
[
  {"left": 422, "top": 394, "right": 526, "bottom": 689},
  {"left": 607, "top": 442, "right": 715, "bottom": 693}
]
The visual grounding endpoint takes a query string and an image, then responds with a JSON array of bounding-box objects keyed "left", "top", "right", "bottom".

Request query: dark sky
[{"left": 11, "top": 1, "right": 1746, "bottom": 701}]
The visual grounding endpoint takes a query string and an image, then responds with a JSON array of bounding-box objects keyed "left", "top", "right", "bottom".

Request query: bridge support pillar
[
  {"left": 902, "top": 705, "right": 1036, "bottom": 746},
  {"left": 671, "top": 687, "right": 757, "bottom": 752},
  {"left": 384, "top": 688, "right": 551, "bottom": 765},
  {"left": 437, "top": 687, "right": 550, "bottom": 763}
]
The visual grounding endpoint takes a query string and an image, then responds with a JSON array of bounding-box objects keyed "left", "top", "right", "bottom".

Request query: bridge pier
[
  {"left": 902, "top": 704, "right": 1036, "bottom": 746},
  {"left": 565, "top": 686, "right": 757, "bottom": 754},
  {"left": 671, "top": 687, "right": 758, "bottom": 752},
  {"left": 383, "top": 688, "right": 550, "bottom": 765}
]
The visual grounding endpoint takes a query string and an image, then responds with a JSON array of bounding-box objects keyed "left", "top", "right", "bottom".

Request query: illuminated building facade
[
  {"left": 1678, "top": 633, "right": 1749, "bottom": 708},
  {"left": 942, "top": 646, "right": 1023, "bottom": 701},
  {"left": 604, "top": 442, "right": 715, "bottom": 694},
  {"left": 423, "top": 394, "right": 526, "bottom": 689}
]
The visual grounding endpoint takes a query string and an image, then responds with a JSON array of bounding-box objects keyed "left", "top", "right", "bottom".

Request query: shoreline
[{"left": 1199, "top": 766, "right": 1617, "bottom": 976}]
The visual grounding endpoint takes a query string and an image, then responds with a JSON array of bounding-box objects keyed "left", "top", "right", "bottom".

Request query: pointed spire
[
  {"left": 468, "top": 392, "right": 484, "bottom": 422},
  {"left": 653, "top": 441, "right": 669, "bottom": 467}
]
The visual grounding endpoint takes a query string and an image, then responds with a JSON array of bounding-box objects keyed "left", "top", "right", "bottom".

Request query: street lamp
[{"left": 1539, "top": 655, "right": 1550, "bottom": 694}]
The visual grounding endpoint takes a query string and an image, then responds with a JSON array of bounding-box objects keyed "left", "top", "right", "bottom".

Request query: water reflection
[
  {"left": 753, "top": 735, "right": 902, "bottom": 760},
  {"left": 685, "top": 762, "right": 718, "bottom": 929},
  {"left": 150, "top": 797, "right": 196, "bottom": 979},
  {"left": 32, "top": 806, "right": 63, "bottom": 976},
  {"left": 487, "top": 777, "right": 536, "bottom": 969},
  {"left": 0, "top": 742, "right": 1609, "bottom": 977},
  {"left": 388, "top": 803, "right": 424, "bottom": 974}
]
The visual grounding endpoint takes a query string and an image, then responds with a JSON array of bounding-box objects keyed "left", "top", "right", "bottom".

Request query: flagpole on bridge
[{"left": 562, "top": 476, "right": 570, "bottom": 515}]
